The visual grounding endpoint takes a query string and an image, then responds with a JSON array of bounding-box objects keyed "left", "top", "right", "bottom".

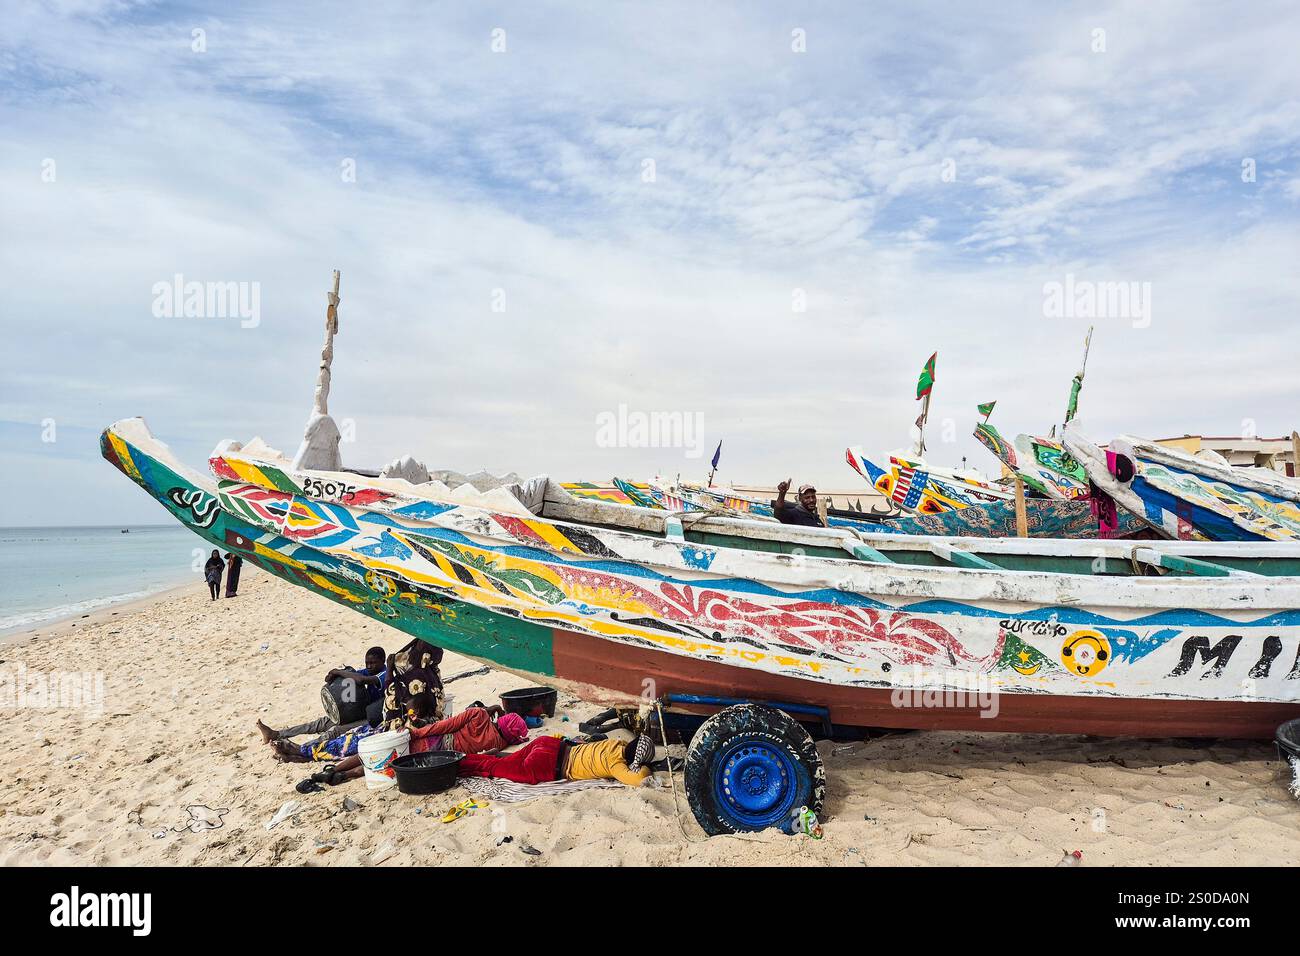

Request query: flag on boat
[
  {"left": 1065, "top": 376, "right": 1083, "bottom": 423},
  {"left": 977, "top": 400, "right": 996, "bottom": 420},
  {"left": 916, "top": 352, "right": 937, "bottom": 399},
  {"left": 711, "top": 440, "right": 722, "bottom": 470}
]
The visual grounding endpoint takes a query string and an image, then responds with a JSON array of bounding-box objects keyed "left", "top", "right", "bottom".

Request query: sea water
[{"left": 0, "top": 525, "right": 203, "bottom": 635}]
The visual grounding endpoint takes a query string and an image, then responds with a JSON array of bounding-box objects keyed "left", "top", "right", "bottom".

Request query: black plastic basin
[
  {"left": 500, "top": 686, "right": 557, "bottom": 718},
  {"left": 392, "top": 750, "right": 464, "bottom": 795}
]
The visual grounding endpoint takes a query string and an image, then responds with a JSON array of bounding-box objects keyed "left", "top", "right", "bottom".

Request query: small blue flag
[{"left": 711, "top": 440, "right": 722, "bottom": 470}]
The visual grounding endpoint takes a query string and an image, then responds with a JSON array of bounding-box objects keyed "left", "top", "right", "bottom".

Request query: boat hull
[
  {"left": 550, "top": 627, "right": 1297, "bottom": 737},
  {"left": 102, "top": 419, "right": 1300, "bottom": 739}
]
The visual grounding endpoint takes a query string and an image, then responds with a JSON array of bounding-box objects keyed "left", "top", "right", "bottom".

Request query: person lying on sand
[
  {"left": 276, "top": 721, "right": 380, "bottom": 764},
  {"left": 260, "top": 713, "right": 379, "bottom": 761},
  {"left": 305, "top": 695, "right": 531, "bottom": 785},
  {"left": 457, "top": 732, "right": 656, "bottom": 787}
]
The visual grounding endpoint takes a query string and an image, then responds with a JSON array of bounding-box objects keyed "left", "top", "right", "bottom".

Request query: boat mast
[
  {"left": 915, "top": 391, "right": 931, "bottom": 457},
  {"left": 1055, "top": 325, "right": 1093, "bottom": 437},
  {"left": 292, "top": 270, "right": 344, "bottom": 471}
]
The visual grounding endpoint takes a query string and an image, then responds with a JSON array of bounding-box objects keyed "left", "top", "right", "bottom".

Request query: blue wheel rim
[{"left": 713, "top": 738, "right": 799, "bottom": 829}]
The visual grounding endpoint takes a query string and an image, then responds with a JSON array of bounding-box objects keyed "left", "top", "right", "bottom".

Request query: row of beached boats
[{"left": 101, "top": 274, "right": 1300, "bottom": 832}]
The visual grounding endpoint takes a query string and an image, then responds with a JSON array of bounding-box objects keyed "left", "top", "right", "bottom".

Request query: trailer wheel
[{"left": 684, "top": 704, "right": 824, "bottom": 836}]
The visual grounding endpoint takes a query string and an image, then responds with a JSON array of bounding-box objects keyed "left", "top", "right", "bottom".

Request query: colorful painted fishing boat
[
  {"left": 1066, "top": 430, "right": 1300, "bottom": 542},
  {"left": 677, "top": 475, "right": 1137, "bottom": 538},
  {"left": 973, "top": 423, "right": 1089, "bottom": 500},
  {"left": 560, "top": 481, "right": 648, "bottom": 507},
  {"left": 97, "top": 278, "right": 1300, "bottom": 834},
  {"left": 863, "top": 495, "right": 1142, "bottom": 538},
  {"left": 845, "top": 447, "right": 1014, "bottom": 513},
  {"left": 103, "top": 412, "right": 1300, "bottom": 742}
]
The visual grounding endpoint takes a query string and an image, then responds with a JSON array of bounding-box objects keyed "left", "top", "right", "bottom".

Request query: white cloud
[{"left": 1, "top": 1, "right": 1298, "bottom": 524}]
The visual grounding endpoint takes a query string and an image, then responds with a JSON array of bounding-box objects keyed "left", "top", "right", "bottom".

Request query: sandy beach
[{"left": 2, "top": 567, "right": 1297, "bottom": 867}]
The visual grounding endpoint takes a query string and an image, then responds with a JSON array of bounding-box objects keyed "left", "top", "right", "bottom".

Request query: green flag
[
  {"left": 1065, "top": 376, "right": 1083, "bottom": 423},
  {"left": 977, "top": 400, "right": 996, "bottom": 419},
  {"left": 916, "top": 352, "right": 937, "bottom": 399}
]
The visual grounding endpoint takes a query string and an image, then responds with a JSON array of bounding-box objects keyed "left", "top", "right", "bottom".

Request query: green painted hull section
[{"left": 100, "top": 430, "right": 557, "bottom": 678}]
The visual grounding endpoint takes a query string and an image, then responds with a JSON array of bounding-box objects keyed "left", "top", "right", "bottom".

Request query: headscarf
[
  {"left": 626, "top": 733, "right": 655, "bottom": 772},
  {"left": 382, "top": 638, "right": 445, "bottom": 729},
  {"left": 496, "top": 712, "right": 529, "bottom": 744}
]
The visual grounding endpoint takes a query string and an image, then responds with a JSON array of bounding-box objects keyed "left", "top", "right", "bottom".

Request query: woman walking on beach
[
  {"left": 224, "top": 552, "right": 243, "bottom": 597},
  {"left": 203, "top": 549, "right": 223, "bottom": 601}
]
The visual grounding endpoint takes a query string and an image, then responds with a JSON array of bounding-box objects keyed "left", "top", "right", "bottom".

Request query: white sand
[{"left": 2, "top": 567, "right": 1298, "bottom": 866}]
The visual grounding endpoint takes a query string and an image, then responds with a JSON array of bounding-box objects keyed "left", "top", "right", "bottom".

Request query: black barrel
[{"left": 321, "top": 676, "right": 368, "bottom": 725}]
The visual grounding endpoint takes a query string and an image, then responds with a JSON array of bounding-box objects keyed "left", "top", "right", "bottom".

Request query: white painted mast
[{"left": 292, "top": 270, "right": 344, "bottom": 471}]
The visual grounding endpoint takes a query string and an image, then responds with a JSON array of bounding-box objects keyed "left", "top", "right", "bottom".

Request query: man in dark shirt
[{"left": 772, "top": 479, "right": 825, "bottom": 527}]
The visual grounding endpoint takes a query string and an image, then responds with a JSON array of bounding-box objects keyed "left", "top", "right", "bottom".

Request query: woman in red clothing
[
  {"left": 309, "top": 694, "right": 529, "bottom": 786},
  {"left": 408, "top": 700, "right": 530, "bottom": 755}
]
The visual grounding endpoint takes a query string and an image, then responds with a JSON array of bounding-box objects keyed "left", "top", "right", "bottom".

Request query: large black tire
[{"left": 683, "top": 704, "right": 825, "bottom": 836}]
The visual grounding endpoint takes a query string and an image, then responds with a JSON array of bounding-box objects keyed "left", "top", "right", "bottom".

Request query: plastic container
[
  {"left": 357, "top": 729, "right": 410, "bottom": 790},
  {"left": 500, "top": 686, "right": 557, "bottom": 718},
  {"left": 1275, "top": 717, "right": 1300, "bottom": 760},
  {"left": 392, "top": 750, "right": 464, "bottom": 795}
]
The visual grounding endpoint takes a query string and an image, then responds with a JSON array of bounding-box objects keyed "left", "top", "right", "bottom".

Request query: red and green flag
[
  {"left": 916, "top": 352, "right": 937, "bottom": 400},
  {"left": 977, "top": 400, "right": 996, "bottom": 420}
]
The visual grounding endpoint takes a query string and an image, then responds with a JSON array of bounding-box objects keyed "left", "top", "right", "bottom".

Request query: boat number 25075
[{"left": 302, "top": 477, "right": 358, "bottom": 501}]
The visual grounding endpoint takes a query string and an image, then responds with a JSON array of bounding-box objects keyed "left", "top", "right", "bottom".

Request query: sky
[{"left": 2, "top": 1, "right": 1299, "bottom": 526}]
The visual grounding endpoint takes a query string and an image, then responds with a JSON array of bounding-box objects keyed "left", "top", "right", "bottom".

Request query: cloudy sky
[{"left": 3, "top": 1, "right": 1299, "bottom": 526}]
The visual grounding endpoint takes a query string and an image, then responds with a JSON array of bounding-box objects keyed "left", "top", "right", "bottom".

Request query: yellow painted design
[
  {"left": 1011, "top": 649, "right": 1042, "bottom": 676},
  {"left": 521, "top": 519, "right": 582, "bottom": 554},
  {"left": 226, "top": 458, "right": 274, "bottom": 488},
  {"left": 308, "top": 571, "right": 365, "bottom": 603},
  {"left": 108, "top": 433, "right": 142, "bottom": 482},
  {"left": 1061, "top": 629, "right": 1111, "bottom": 677}
]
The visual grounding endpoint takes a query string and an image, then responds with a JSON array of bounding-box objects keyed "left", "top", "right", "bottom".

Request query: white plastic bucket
[{"left": 357, "top": 729, "right": 410, "bottom": 790}]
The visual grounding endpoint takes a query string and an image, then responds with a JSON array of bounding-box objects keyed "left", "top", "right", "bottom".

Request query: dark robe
[
  {"left": 224, "top": 554, "right": 243, "bottom": 596},
  {"left": 203, "top": 557, "right": 224, "bottom": 585}
]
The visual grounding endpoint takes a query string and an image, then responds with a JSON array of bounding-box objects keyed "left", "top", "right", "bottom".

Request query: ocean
[{"left": 0, "top": 525, "right": 205, "bottom": 635}]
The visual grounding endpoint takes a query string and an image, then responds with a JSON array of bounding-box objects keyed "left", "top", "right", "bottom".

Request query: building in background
[{"left": 1153, "top": 434, "right": 1298, "bottom": 477}]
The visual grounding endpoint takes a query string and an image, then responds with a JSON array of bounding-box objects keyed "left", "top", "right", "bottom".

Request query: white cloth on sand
[{"left": 459, "top": 776, "right": 623, "bottom": 803}]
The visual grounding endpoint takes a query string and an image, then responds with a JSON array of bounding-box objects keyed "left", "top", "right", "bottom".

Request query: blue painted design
[
  {"left": 353, "top": 530, "right": 414, "bottom": 560},
  {"left": 322, "top": 501, "right": 359, "bottom": 531},
  {"left": 1132, "top": 476, "right": 1265, "bottom": 542},
  {"left": 680, "top": 546, "right": 716, "bottom": 571},
  {"left": 1099, "top": 626, "right": 1183, "bottom": 665},
  {"left": 901, "top": 475, "right": 926, "bottom": 510},
  {"left": 393, "top": 501, "right": 458, "bottom": 521}
]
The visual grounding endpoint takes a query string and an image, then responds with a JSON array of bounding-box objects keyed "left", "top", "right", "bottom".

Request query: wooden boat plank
[
  {"left": 1134, "top": 547, "right": 1260, "bottom": 578},
  {"left": 929, "top": 541, "right": 1003, "bottom": 571}
]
